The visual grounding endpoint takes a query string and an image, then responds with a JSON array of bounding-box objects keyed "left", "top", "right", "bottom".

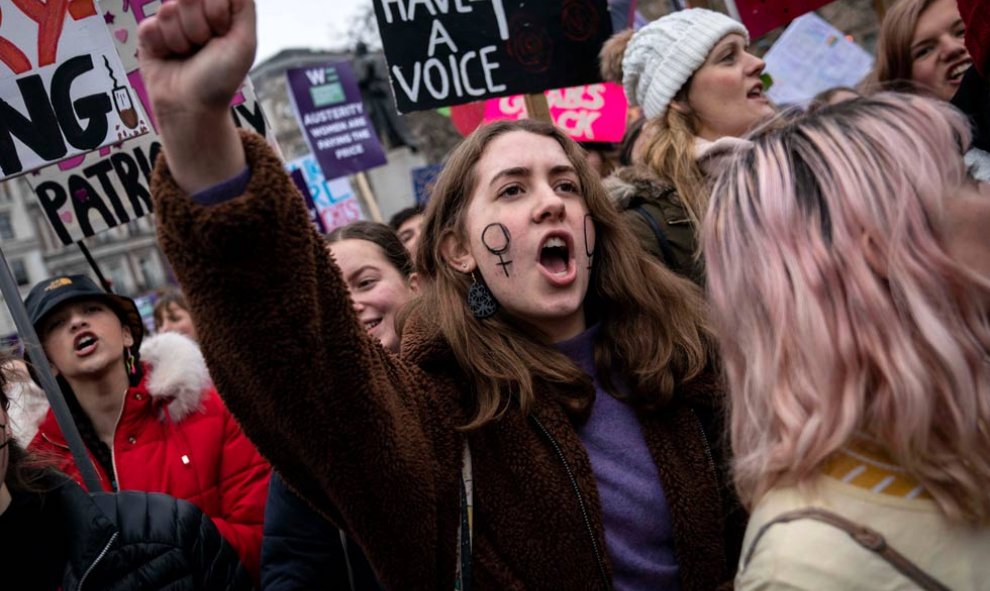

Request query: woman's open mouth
[
  {"left": 540, "top": 237, "right": 569, "bottom": 274},
  {"left": 947, "top": 60, "right": 972, "bottom": 84},
  {"left": 747, "top": 82, "right": 767, "bottom": 101},
  {"left": 73, "top": 333, "right": 98, "bottom": 357},
  {"left": 537, "top": 234, "right": 577, "bottom": 286}
]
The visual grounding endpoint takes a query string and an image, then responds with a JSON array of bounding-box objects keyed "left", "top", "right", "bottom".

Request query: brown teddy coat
[{"left": 152, "top": 131, "right": 744, "bottom": 591}]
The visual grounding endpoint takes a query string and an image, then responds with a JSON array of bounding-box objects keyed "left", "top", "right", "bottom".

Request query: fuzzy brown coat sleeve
[{"left": 152, "top": 131, "right": 461, "bottom": 589}]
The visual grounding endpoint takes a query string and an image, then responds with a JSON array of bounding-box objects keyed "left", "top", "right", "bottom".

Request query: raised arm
[{"left": 139, "top": 2, "right": 461, "bottom": 585}]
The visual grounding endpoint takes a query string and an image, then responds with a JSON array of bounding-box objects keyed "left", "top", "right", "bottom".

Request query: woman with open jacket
[{"left": 137, "top": 1, "right": 744, "bottom": 588}]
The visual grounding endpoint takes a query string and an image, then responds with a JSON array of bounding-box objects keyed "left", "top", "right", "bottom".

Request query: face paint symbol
[
  {"left": 583, "top": 214, "right": 596, "bottom": 270},
  {"left": 482, "top": 223, "right": 513, "bottom": 277}
]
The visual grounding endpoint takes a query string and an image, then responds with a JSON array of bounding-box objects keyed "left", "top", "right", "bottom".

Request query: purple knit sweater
[{"left": 555, "top": 324, "right": 681, "bottom": 591}]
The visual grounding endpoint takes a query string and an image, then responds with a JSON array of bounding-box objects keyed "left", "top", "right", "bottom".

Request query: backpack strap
[
  {"left": 631, "top": 205, "right": 677, "bottom": 265},
  {"left": 743, "top": 507, "right": 950, "bottom": 591}
]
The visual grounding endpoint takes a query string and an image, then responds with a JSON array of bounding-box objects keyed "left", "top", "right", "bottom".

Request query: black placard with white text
[{"left": 373, "top": 0, "right": 613, "bottom": 113}]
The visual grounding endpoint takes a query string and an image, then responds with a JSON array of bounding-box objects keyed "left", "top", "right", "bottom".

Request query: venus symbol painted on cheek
[
  {"left": 482, "top": 223, "right": 512, "bottom": 277},
  {"left": 583, "top": 214, "right": 596, "bottom": 269}
]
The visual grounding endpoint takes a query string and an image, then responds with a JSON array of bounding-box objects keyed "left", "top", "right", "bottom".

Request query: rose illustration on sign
[
  {"left": 562, "top": 0, "right": 600, "bottom": 42},
  {"left": 506, "top": 13, "right": 553, "bottom": 73}
]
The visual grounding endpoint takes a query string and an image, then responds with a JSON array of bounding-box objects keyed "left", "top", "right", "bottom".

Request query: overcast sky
[{"left": 255, "top": 0, "right": 374, "bottom": 64}]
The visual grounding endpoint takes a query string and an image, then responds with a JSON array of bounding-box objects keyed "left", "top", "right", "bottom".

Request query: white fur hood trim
[{"left": 139, "top": 332, "right": 211, "bottom": 422}]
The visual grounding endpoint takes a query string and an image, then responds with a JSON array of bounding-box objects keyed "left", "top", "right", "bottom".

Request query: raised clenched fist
[
  {"left": 138, "top": 0, "right": 256, "bottom": 122},
  {"left": 137, "top": 0, "right": 255, "bottom": 193}
]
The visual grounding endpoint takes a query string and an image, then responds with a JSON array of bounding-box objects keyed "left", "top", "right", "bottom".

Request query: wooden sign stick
[
  {"left": 355, "top": 171, "right": 385, "bottom": 223},
  {"left": 524, "top": 93, "right": 553, "bottom": 123}
]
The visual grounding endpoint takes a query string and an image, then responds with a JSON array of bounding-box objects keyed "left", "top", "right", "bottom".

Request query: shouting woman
[{"left": 138, "top": 0, "right": 744, "bottom": 588}]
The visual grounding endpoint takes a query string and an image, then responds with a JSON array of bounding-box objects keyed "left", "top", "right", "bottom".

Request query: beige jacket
[{"left": 737, "top": 476, "right": 990, "bottom": 590}]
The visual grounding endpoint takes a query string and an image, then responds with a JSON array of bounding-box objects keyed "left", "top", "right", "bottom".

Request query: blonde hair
[
  {"left": 705, "top": 93, "right": 990, "bottom": 523},
  {"left": 600, "top": 26, "right": 716, "bottom": 234},
  {"left": 413, "top": 119, "right": 713, "bottom": 429},
  {"left": 873, "top": 0, "right": 937, "bottom": 89},
  {"left": 642, "top": 110, "right": 708, "bottom": 229}
]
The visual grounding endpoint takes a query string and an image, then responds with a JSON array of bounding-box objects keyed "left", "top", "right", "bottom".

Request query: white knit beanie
[{"left": 622, "top": 9, "right": 749, "bottom": 119}]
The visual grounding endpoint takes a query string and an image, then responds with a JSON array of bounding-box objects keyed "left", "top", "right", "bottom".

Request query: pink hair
[{"left": 705, "top": 93, "right": 990, "bottom": 523}]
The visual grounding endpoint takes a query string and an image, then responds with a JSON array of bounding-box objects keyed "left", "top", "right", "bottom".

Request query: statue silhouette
[{"left": 355, "top": 43, "right": 419, "bottom": 151}]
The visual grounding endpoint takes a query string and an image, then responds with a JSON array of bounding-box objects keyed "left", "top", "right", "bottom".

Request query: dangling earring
[
  {"left": 467, "top": 272, "right": 497, "bottom": 319},
  {"left": 125, "top": 347, "right": 137, "bottom": 376}
]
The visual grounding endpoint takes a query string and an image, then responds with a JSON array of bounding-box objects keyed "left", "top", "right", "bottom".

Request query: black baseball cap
[{"left": 24, "top": 274, "right": 144, "bottom": 349}]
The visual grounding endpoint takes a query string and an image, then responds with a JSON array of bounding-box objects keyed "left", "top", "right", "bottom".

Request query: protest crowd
[{"left": 1, "top": 0, "right": 989, "bottom": 589}]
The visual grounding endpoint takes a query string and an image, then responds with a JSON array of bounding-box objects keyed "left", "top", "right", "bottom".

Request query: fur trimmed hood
[
  {"left": 603, "top": 137, "right": 753, "bottom": 210},
  {"left": 602, "top": 165, "right": 674, "bottom": 210},
  {"left": 139, "top": 332, "right": 212, "bottom": 422}
]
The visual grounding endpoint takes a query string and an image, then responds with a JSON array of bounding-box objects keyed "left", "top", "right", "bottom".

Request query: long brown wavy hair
[{"left": 412, "top": 119, "right": 714, "bottom": 429}]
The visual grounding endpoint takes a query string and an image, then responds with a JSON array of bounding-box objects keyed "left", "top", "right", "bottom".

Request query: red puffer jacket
[{"left": 30, "top": 332, "right": 270, "bottom": 581}]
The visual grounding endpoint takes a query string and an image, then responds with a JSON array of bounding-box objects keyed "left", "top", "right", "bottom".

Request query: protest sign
[
  {"left": 449, "top": 100, "right": 486, "bottom": 136},
  {"left": 373, "top": 0, "right": 613, "bottom": 113},
  {"left": 29, "top": 134, "right": 160, "bottom": 245},
  {"left": 763, "top": 13, "right": 873, "bottom": 106},
  {"left": 0, "top": 0, "right": 148, "bottom": 179},
  {"left": 411, "top": 164, "right": 444, "bottom": 206},
  {"left": 290, "top": 168, "right": 329, "bottom": 234},
  {"left": 728, "top": 0, "right": 835, "bottom": 39},
  {"left": 485, "top": 83, "right": 627, "bottom": 142},
  {"left": 287, "top": 154, "right": 364, "bottom": 233},
  {"left": 286, "top": 61, "right": 387, "bottom": 181},
  {"left": 24, "top": 0, "right": 274, "bottom": 246}
]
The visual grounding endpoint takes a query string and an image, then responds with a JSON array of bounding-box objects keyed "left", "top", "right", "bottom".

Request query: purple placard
[{"left": 286, "top": 61, "right": 387, "bottom": 180}]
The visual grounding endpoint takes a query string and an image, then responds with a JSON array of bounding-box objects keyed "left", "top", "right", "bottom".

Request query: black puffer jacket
[{"left": 54, "top": 475, "right": 252, "bottom": 590}]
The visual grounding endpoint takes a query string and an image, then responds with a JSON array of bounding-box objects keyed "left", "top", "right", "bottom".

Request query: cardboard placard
[
  {"left": 286, "top": 154, "right": 364, "bottom": 233},
  {"left": 24, "top": 0, "right": 274, "bottom": 246},
  {"left": 763, "top": 13, "right": 873, "bottom": 105},
  {"left": 373, "top": 0, "right": 613, "bottom": 113},
  {"left": 0, "top": 0, "right": 148, "bottom": 179},
  {"left": 484, "top": 82, "right": 628, "bottom": 142},
  {"left": 286, "top": 61, "right": 387, "bottom": 181}
]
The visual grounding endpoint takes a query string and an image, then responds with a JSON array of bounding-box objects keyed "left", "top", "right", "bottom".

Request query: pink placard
[{"left": 484, "top": 83, "right": 628, "bottom": 143}]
